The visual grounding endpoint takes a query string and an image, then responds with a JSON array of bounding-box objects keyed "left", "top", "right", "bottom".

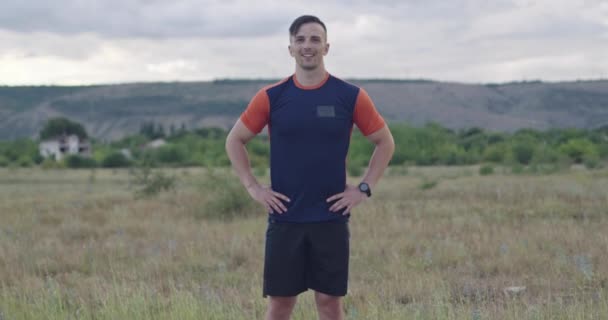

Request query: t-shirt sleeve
[
  {"left": 240, "top": 89, "right": 270, "bottom": 134},
  {"left": 353, "top": 88, "right": 386, "bottom": 136}
]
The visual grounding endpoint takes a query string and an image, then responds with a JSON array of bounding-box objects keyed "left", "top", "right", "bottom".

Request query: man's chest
[{"left": 269, "top": 91, "right": 355, "bottom": 139}]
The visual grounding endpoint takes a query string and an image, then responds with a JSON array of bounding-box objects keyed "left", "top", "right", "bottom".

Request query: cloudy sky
[{"left": 1, "top": 0, "right": 607, "bottom": 85}]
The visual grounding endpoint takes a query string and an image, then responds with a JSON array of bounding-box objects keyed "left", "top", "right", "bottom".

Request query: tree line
[{"left": 1, "top": 118, "right": 607, "bottom": 173}]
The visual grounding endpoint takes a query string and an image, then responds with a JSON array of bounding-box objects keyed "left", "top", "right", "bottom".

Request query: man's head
[
  {"left": 288, "top": 15, "right": 329, "bottom": 72},
  {"left": 289, "top": 15, "right": 327, "bottom": 38}
]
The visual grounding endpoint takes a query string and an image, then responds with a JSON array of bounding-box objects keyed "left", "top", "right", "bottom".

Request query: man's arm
[
  {"left": 327, "top": 125, "right": 394, "bottom": 214},
  {"left": 225, "top": 119, "right": 290, "bottom": 213},
  {"left": 225, "top": 119, "right": 259, "bottom": 190},
  {"left": 359, "top": 125, "right": 395, "bottom": 188}
]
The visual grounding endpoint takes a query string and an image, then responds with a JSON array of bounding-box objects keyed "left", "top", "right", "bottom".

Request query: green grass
[{"left": 1, "top": 166, "right": 607, "bottom": 319}]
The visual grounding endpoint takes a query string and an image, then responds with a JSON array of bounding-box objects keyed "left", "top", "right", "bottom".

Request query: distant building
[
  {"left": 39, "top": 134, "right": 91, "bottom": 161},
  {"left": 143, "top": 138, "right": 167, "bottom": 149}
]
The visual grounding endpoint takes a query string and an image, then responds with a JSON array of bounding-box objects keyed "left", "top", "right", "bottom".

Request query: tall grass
[{"left": 1, "top": 166, "right": 607, "bottom": 319}]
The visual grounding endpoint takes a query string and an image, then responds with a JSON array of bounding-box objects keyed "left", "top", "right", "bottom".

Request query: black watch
[{"left": 358, "top": 182, "right": 372, "bottom": 197}]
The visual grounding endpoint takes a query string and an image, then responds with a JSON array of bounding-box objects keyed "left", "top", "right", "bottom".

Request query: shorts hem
[
  {"left": 309, "top": 286, "right": 347, "bottom": 297},
  {"left": 263, "top": 287, "right": 308, "bottom": 298}
]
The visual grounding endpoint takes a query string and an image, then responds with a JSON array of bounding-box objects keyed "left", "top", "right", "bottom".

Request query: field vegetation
[{"left": 1, "top": 166, "right": 607, "bottom": 319}]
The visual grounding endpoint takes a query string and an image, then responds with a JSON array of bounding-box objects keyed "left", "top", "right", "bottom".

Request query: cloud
[
  {"left": 0, "top": 0, "right": 607, "bottom": 84},
  {"left": 0, "top": 0, "right": 293, "bottom": 38}
]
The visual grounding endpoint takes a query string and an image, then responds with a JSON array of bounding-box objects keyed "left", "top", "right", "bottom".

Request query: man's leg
[
  {"left": 314, "top": 291, "right": 344, "bottom": 320},
  {"left": 266, "top": 296, "right": 297, "bottom": 320}
]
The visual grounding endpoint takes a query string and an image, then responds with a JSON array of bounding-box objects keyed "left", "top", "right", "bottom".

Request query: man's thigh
[
  {"left": 263, "top": 222, "right": 308, "bottom": 297},
  {"left": 306, "top": 221, "right": 350, "bottom": 296}
]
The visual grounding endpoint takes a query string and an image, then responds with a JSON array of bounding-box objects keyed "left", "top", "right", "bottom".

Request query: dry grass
[{"left": 0, "top": 166, "right": 607, "bottom": 319}]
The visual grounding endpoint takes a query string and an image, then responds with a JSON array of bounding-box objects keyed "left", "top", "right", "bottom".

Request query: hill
[{"left": 1, "top": 79, "right": 607, "bottom": 140}]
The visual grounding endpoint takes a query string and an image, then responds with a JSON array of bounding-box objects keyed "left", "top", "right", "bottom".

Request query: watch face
[{"left": 360, "top": 183, "right": 369, "bottom": 191}]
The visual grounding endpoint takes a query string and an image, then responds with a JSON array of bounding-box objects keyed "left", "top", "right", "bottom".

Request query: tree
[
  {"left": 559, "top": 139, "right": 598, "bottom": 163},
  {"left": 40, "top": 117, "right": 88, "bottom": 140}
]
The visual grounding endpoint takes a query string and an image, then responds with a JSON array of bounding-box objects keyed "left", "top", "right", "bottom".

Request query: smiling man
[{"left": 225, "top": 15, "right": 394, "bottom": 320}]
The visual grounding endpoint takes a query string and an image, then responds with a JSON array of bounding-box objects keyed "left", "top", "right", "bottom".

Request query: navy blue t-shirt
[{"left": 240, "top": 73, "right": 385, "bottom": 223}]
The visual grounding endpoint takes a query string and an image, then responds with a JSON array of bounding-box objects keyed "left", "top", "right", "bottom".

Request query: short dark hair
[{"left": 289, "top": 15, "right": 327, "bottom": 37}]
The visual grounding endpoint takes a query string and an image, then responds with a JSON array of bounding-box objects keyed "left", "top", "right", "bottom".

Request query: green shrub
[
  {"left": 479, "top": 164, "right": 494, "bottom": 176},
  {"left": 583, "top": 154, "right": 602, "bottom": 169},
  {"left": 102, "top": 152, "right": 131, "bottom": 168},
  {"left": 17, "top": 156, "right": 34, "bottom": 167},
  {"left": 196, "top": 170, "right": 257, "bottom": 220},
  {"left": 41, "top": 158, "right": 65, "bottom": 169},
  {"left": 419, "top": 180, "right": 438, "bottom": 190},
  {"left": 512, "top": 142, "right": 535, "bottom": 165},
  {"left": 482, "top": 144, "right": 507, "bottom": 163},
  {"left": 348, "top": 164, "right": 364, "bottom": 177},
  {"left": 559, "top": 139, "right": 598, "bottom": 164},
  {"left": 129, "top": 166, "right": 177, "bottom": 198},
  {"left": 64, "top": 155, "right": 97, "bottom": 168},
  {"left": 511, "top": 164, "right": 525, "bottom": 174},
  {"left": 0, "top": 156, "right": 8, "bottom": 167}
]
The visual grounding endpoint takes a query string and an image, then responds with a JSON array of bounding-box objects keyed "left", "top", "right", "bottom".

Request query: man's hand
[
  {"left": 247, "top": 184, "right": 291, "bottom": 214},
  {"left": 326, "top": 184, "right": 367, "bottom": 215}
]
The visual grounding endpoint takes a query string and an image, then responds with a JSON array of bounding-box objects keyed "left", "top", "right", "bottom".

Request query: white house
[
  {"left": 144, "top": 138, "right": 167, "bottom": 149},
  {"left": 39, "top": 134, "right": 91, "bottom": 161}
]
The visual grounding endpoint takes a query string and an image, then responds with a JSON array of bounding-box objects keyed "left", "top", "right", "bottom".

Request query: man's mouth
[{"left": 302, "top": 53, "right": 315, "bottom": 57}]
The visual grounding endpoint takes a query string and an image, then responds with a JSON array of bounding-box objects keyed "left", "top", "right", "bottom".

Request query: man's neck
[{"left": 294, "top": 67, "right": 327, "bottom": 87}]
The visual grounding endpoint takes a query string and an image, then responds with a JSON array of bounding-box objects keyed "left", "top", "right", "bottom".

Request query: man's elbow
[
  {"left": 225, "top": 130, "right": 239, "bottom": 153},
  {"left": 225, "top": 130, "right": 247, "bottom": 152},
  {"left": 378, "top": 133, "right": 395, "bottom": 153},
  {"left": 384, "top": 136, "right": 395, "bottom": 157}
]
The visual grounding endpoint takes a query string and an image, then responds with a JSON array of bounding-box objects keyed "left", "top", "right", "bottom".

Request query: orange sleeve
[
  {"left": 240, "top": 89, "right": 270, "bottom": 134},
  {"left": 353, "top": 88, "right": 385, "bottom": 136}
]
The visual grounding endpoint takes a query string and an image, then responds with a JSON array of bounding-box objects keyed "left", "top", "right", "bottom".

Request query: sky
[{"left": 0, "top": 0, "right": 607, "bottom": 85}]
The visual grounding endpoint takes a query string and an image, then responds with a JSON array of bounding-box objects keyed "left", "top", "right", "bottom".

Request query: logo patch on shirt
[{"left": 316, "top": 105, "right": 336, "bottom": 118}]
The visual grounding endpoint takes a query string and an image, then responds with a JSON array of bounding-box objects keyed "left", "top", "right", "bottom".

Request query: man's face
[{"left": 289, "top": 22, "right": 329, "bottom": 71}]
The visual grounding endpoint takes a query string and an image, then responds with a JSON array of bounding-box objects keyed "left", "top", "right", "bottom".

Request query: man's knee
[
  {"left": 314, "top": 291, "right": 344, "bottom": 319},
  {"left": 266, "top": 296, "right": 297, "bottom": 320}
]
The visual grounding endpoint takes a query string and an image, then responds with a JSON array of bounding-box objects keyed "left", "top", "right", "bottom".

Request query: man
[{"left": 225, "top": 15, "right": 394, "bottom": 320}]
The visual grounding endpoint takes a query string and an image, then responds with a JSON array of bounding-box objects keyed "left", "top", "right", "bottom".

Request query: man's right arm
[
  {"left": 225, "top": 119, "right": 290, "bottom": 213},
  {"left": 225, "top": 119, "right": 259, "bottom": 190}
]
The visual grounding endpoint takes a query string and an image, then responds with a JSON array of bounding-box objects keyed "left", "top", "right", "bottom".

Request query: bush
[
  {"left": 483, "top": 144, "right": 507, "bottom": 163},
  {"left": 511, "top": 142, "right": 535, "bottom": 165},
  {"left": 41, "top": 158, "right": 65, "bottom": 169},
  {"left": 64, "top": 155, "right": 97, "bottom": 168},
  {"left": 154, "top": 145, "right": 186, "bottom": 164},
  {"left": 0, "top": 156, "right": 8, "bottom": 167},
  {"left": 479, "top": 164, "right": 494, "bottom": 176},
  {"left": 419, "top": 180, "right": 438, "bottom": 190},
  {"left": 102, "top": 152, "right": 131, "bottom": 168},
  {"left": 511, "top": 164, "right": 525, "bottom": 174},
  {"left": 583, "top": 154, "right": 602, "bottom": 169},
  {"left": 196, "top": 170, "right": 257, "bottom": 220},
  {"left": 559, "top": 139, "right": 598, "bottom": 164},
  {"left": 17, "top": 156, "right": 34, "bottom": 167},
  {"left": 348, "top": 164, "right": 364, "bottom": 177},
  {"left": 129, "top": 166, "right": 177, "bottom": 198}
]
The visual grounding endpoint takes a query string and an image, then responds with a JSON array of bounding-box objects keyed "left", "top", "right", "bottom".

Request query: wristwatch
[{"left": 358, "top": 182, "right": 372, "bottom": 197}]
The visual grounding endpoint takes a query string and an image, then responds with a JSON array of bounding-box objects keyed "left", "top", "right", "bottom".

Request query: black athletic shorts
[{"left": 263, "top": 218, "right": 350, "bottom": 297}]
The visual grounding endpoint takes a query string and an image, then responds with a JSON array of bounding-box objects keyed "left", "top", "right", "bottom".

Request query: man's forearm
[
  {"left": 360, "top": 140, "right": 395, "bottom": 188},
  {"left": 225, "top": 139, "right": 259, "bottom": 190}
]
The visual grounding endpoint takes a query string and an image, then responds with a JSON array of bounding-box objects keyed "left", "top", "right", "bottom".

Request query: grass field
[{"left": 0, "top": 166, "right": 607, "bottom": 319}]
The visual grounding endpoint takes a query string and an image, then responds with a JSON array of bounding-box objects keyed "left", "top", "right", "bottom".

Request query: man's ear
[
  {"left": 324, "top": 43, "right": 330, "bottom": 55},
  {"left": 288, "top": 44, "right": 295, "bottom": 57}
]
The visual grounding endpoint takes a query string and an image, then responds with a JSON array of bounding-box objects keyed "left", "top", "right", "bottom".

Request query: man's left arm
[
  {"left": 359, "top": 125, "right": 395, "bottom": 189},
  {"left": 327, "top": 125, "right": 395, "bottom": 214}
]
